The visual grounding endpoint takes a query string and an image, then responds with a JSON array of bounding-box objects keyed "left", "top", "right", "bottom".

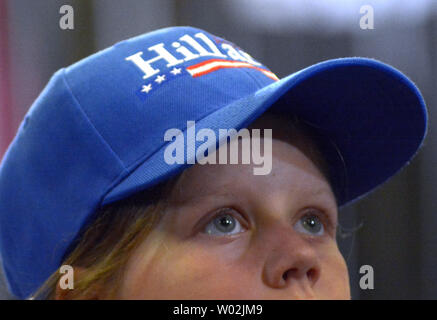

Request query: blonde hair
[
  {"left": 29, "top": 113, "right": 340, "bottom": 299},
  {"left": 30, "top": 176, "right": 179, "bottom": 300}
]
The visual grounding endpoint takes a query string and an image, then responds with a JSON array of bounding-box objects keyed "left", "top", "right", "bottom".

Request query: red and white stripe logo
[{"left": 186, "top": 59, "right": 279, "bottom": 81}]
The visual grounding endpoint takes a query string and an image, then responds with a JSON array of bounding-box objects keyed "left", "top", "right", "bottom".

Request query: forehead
[{"left": 167, "top": 118, "right": 335, "bottom": 207}]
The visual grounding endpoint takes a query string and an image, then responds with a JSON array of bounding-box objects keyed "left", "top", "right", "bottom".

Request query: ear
[{"left": 55, "top": 266, "right": 103, "bottom": 300}]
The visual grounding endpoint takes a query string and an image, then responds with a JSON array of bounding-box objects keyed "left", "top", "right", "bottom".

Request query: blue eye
[
  {"left": 203, "top": 212, "right": 245, "bottom": 236},
  {"left": 294, "top": 214, "right": 324, "bottom": 236}
]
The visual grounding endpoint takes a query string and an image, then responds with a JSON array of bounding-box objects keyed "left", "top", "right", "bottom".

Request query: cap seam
[
  {"left": 241, "top": 67, "right": 270, "bottom": 89},
  {"left": 60, "top": 69, "right": 126, "bottom": 170},
  {"left": 102, "top": 90, "right": 258, "bottom": 201},
  {"left": 120, "top": 68, "right": 269, "bottom": 170}
]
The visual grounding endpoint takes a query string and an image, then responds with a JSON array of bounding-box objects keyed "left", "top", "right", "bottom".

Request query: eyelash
[
  {"left": 207, "top": 207, "right": 249, "bottom": 228},
  {"left": 296, "top": 207, "right": 337, "bottom": 237},
  {"left": 198, "top": 206, "right": 336, "bottom": 238}
]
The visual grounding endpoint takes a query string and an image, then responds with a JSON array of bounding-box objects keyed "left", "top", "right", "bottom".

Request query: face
[{"left": 116, "top": 114, "right": 350, "bottom": 300}]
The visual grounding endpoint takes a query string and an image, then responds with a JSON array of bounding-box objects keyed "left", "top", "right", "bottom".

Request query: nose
[{"left": 261, "top": 224, "right": 321, "bottom": 289}]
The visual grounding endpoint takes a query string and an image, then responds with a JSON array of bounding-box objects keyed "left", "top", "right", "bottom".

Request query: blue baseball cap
[{"left": 0, "top": 26, "right": 427, "bottom": 299}]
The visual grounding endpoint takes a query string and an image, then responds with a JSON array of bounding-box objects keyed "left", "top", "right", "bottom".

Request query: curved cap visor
[
  {"left": 0, "top": 57, "right": 427, "bottom": 300},
  {"left": 104, "top": 57, "right": 427, "bottom": 207},
  {"left": 0, "top": 26, "right": 427, "bottom": 301}
]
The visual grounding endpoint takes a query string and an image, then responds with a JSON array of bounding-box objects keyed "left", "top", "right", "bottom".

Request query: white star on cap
[
  {"left": 155, "top": 74, "right": 166, "bottom": 84},
  {"left": 141, "top": 84, "right": 152, "bottom": 93},
  {"left": 170, "top": 67, "right": 182, "bottom": 75}
]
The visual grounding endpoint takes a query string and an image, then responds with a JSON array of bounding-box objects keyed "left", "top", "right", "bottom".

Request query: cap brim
[{"left": 103, "top": 57, "right": 427, "bottom": 207}]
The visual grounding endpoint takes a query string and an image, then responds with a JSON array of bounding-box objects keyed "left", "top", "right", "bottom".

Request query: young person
[{"left": 0, "top": 26, "right": 427, "bottom": 299}]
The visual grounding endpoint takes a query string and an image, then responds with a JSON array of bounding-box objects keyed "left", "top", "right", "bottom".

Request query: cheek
[
  {"left": 119, "top": 236, "right": 256, "bottom": 299},
  {"left": 316, "top": 243, "right": 351, "bottom": 299}
]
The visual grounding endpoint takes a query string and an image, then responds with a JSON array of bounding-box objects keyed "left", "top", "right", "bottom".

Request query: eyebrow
[
  {"left": 169, "top": 187, "right": 238, "bottom": 206},
  {"left": 298, "top": 182, "right": 338, "bottom": 206},
  {"left": 172, "top": 183, "right": 337, "bottom": 215},
  {"left": 166, "top": 182, "right": 338, "bottom": 234},
  {"left": 310, "top": 185, "right": 334, "bottom": 198}
]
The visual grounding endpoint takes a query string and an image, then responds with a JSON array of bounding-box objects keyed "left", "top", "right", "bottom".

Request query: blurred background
[{"left": 0, "top": 0, "right": 436, "bottom": 299}]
